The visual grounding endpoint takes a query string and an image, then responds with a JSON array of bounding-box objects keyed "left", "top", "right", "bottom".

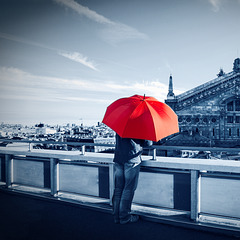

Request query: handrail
[
  {"left": 1, "top": 148, "right": 240, "bottom": 174},
  {"left": 1, "top": 139, "right": 240, "bottom": 153},
  {"left": 0, "top": 139, "right": 115, "bottom": 147}
]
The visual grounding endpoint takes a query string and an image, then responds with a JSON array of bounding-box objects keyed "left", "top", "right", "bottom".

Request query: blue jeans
[{"left": 112, "top": 161, "right": 141, "bottom": 223}]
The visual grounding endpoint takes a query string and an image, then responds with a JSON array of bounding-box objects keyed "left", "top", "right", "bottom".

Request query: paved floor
[{"left": 0, "top": 190, "right": 239, "bottom": 240}]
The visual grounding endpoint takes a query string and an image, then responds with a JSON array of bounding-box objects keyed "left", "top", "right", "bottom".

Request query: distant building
[
  {"left": 36, "top": 123, "right": 57, "bottom": 136},
  {"left": 66, "top": 137, "right": 95, "bottom": 152},
  {"left": 94, "top": 137, "right": 115, "bottom": 153},
  {"left": 164, "top": 58, "right": 240, "bottom": 147}
]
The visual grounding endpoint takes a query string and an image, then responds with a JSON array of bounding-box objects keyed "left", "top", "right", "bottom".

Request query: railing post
[
  {"left": 151, "top": 148, "right": 156, "bottom": 160},
  {"left": 109, "top": 163, "right": 114, "bottom": 205},
  {"left": 28, "top": 142, "right": 32, "bottom": 152},
  {"left": 191, "top": 170, "right": 201, "bottom": 222},
  {"left": 81, "top": 145, "right": 85, "bottom": 155},
  {"left": 5, "top": 154, "right": 13, "bottom": 188},
  {"left": 50, "top": 158, "right": 59, "bottom": 197}
]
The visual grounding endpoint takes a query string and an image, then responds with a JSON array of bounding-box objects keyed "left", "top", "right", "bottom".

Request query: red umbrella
[{"left": 102, "top": 94, "right": 179, "bottom": 142}]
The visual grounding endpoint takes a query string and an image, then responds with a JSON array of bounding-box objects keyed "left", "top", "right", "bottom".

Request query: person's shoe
[
  {"left": 129, "top": 214, "right": 139, "bottom": 223},
  {"left": 120, "top": 214, "right": 139, "bottom": 224}
]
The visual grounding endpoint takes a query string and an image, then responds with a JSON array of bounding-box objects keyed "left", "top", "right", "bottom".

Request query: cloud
[
  {"left": 54, "top": 0, "right": 113, "bottom": 24},
  {"left": 0, "top": 32, "right": 99, "bottom": 71},
  {"left": 0, "top": 31, "right": 54, "bottom": 51},
  {"left": 0, "top": 67, "right": 184, "bottom": 125},
  {"left": 0, "top": 67, "right": 183, "bottom": 105},
  {"left": 208, "top": 0, "right": 222, "bottom": 12},
  {"left": 99, "top": 23, "right": 148, "bottom": 45},
  {"left": 58, "top": 51, "right": 99, "bottom": 71},
  {"left": 54, "top": 0, "right": 148, "bottom": 44},
  {"left": 58, "top": 96, "right": 108, "bottom": 103},
  {"left": 208, "top": 0, "right": 240, "bottom": 12}
]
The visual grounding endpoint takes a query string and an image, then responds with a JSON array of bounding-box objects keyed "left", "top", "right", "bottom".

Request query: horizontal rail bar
[
  {"left": 1, "top": 139, "right": 240, "bottom": 153},
  {"left": 1, "top": 149, "right": 240, "bottom": 174},
  {"left": 0, "top": 139, "right": 115, "bottom": 148},
  {"left": 201, "top": 172, "right": 240, "bottom": 179}
]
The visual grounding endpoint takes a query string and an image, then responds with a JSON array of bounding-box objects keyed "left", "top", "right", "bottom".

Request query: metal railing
[
  {"left": 1, "top": 138, "right": 240, "bottom": 158},
  {"left": 1, "top": 141, "right": 240, "bottom": 227}
]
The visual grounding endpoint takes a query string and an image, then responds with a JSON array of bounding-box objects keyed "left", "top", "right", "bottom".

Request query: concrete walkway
[{"left": 0, "top": 190, "right": 239, "bottom": 240}]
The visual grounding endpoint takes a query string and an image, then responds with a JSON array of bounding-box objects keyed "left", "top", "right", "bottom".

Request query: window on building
[
  {"left": 236, "top": 116, "right": 240, "bottom": 123},
  {"left": 227, "top": 116, "right": 233, "bottom": 123},
  {"left": 237, "top": 129, "right": 240, "bottom": 137},
  {"left": 227, "top": 100, "right": 240, "bottom": 111},
  {"left": 211, "top": 118, "right": 217, "bottom": 123},
  {"left": 227, "top": 101, "right": 233, "bottom": 111},
  {"left": 236, "top": 100, "right": 240, "bottom": 111},
  {"left": 195, "top": 118, "right": 199, "bottom": 123},
  {"left": 212, "top": 128, "right": 215, "bottom": 136},
  {"left": 229, "top": 128, "right": 232, "bottom": 136}
]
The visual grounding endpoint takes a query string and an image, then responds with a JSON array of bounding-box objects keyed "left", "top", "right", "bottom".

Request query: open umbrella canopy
[{"left": 102, "top": 94, "right": 179, "bottom": 142}]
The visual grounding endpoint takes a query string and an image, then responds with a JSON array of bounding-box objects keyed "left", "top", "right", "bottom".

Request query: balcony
[{"left": 1, "top": 141, "right": 240, "bottom": 239}]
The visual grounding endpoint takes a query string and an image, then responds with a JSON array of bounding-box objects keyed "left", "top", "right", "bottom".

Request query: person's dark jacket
[{"left": 113, "top": 134, "right": 152, "bottom": 164}]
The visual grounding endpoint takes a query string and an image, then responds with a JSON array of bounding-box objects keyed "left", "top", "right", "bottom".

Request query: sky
[{"left": 0, "top": 0, "right": 240, "bottom": 126}]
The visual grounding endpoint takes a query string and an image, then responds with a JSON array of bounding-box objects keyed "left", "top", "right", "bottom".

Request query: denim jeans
[{"left": 112, "top": 160, "right": 141, "bottom": 223}]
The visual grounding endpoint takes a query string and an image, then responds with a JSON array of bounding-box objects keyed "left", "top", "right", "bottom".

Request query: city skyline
[{"left": 0, "top": 0, "right": 240, "bottom": 126}]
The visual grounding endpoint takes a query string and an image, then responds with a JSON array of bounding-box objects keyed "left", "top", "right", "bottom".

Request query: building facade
[{"left": 165, "top": 58, "right": 240, "bottom": 147}]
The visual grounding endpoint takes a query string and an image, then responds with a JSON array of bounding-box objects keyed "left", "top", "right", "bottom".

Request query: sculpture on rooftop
[
  {"left": 233, "top": 58, "right": 240, "bottom": 72},
  {"left": 217, "top": 68, "right": 225, "bottom": 77}
]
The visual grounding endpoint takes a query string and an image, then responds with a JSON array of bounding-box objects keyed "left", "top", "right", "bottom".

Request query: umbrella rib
[
  {"left": 121, "top": 102, "right": 143, "bottom": 137},
  {"left": 122, "top": 101, "right": 156, "bottom": 140},
  {"left": 145, "top": 101, "right": 158, "bottom": 140},
  {"left": 147, "top": 101, "right": 179, "bottom": 140}
]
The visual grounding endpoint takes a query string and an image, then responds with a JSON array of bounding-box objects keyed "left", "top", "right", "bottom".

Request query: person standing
[{"left": 112, "top": 134, "right": 152, "bottom": 224}]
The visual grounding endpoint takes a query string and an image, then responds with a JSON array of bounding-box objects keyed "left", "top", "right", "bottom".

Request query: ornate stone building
[{"left": 164, "top": 58, "right": 240, "bottom": 147}]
